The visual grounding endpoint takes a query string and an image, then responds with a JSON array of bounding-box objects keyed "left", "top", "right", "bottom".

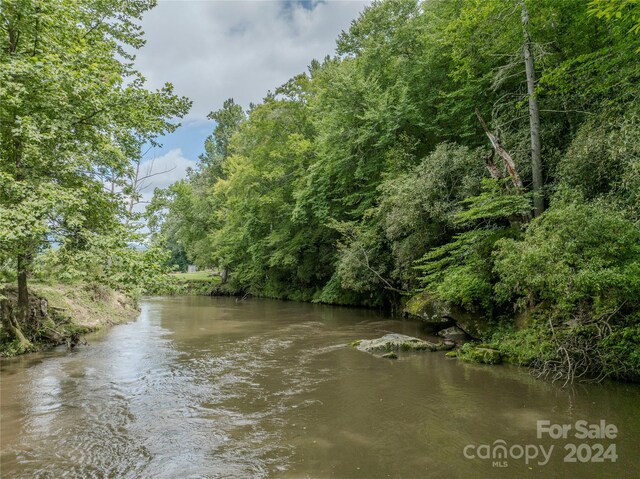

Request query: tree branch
[
  {"left": 475, "top": 109, "right": 523, "bottom": 189},
  {"left": 351, "top": 236, "right": 407, "bottom": 295}
]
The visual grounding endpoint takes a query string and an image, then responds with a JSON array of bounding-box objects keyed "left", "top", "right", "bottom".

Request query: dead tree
[
  {"left": 521, "top": 2, "right": 544, "bottom": 217},
  {"left": 475, "top": 110, "right": 523, "bottom": 189},
  {"left": 126, "top": 157, "right": 176, "bottom": 217}
]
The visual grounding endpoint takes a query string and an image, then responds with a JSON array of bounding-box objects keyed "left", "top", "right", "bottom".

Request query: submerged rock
[
  {"left": 381, "top": 352, "right": 398, "bottom": 359},
  {"left": 351, "top": 333, "right": 454, "bottom": 355}
]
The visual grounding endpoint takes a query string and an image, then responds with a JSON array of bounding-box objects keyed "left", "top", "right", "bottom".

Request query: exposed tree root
[
  {"left": 0, "top": 285, "right": 81, "bottom": 355},
  {"left": 529, "top": 305, "right": 631, "bottom": 386}
]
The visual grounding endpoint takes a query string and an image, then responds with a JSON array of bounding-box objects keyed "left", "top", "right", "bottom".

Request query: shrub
[
  {"left": 494, "top": 199, "right": 640, "bottom": 381},
  {"left": 494, "top": 199, "right": 640, "bottom": 315}
]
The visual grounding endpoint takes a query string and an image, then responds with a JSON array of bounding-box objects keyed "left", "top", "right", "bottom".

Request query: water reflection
[{"left": 1, "top": 296, "right": 639, "bottom": 478}]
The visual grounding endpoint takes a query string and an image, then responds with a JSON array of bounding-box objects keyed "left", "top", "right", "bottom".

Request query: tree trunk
[
  {"left": 3, "top": 22, "right": 31, "bottom": 350},
  {"left": 521, "top": 2, "right": 544, "bottom": 217},
  {"left": 482, "top": 150, "right": 503, "bottom": 180},
  {"left": 0, "top": 295, "right": 31, "bottom": 349},
  {"left": 16, "top": 253, "right": 30, "bottom": 321},
  {"left": 1, "top": 256, "right": 33, "bottom": 350},
  {"left": 475, "top": 110, "right": 523, "bottom": 189}
]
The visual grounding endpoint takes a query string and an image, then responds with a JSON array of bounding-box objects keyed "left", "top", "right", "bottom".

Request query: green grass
[{"left": 170, "top": 271, "right": 220, "bottom": 282}]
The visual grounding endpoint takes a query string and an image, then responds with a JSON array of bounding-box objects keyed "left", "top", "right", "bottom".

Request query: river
[{"left": 1, "top": 296, "right": 638, "bottom": 478}]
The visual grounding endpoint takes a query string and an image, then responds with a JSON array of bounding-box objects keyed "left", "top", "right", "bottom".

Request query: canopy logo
[
  {"left": 463, "top": 440, "right": 553, "bottom": 467},
  {"left": 463, "top": 420, "right": 618, "bottom": 468}
]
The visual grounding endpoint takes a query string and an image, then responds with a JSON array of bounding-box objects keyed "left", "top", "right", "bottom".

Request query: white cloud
[
  {"left": 131, "top": 148, "right": 196, "bottom": 214},
  {"left": 135, "top": 0, "right": 370, "bottom": 120},
  {"left": 138, "top": 148, "right": 196, "bottom": 193}
]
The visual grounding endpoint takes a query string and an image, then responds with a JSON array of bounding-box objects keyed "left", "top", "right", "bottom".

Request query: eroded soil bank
[{"left": 0, "top": 283, "right": 138, "bottom": 356}]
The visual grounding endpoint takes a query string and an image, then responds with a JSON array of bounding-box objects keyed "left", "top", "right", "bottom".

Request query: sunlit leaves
[{"left": 0, "top": 0, "right": 190, "bottom": 293}]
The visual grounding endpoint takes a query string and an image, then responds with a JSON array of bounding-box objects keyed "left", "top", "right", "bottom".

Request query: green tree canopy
[{"left": 0, "top": 0, "right": 191, "bottom": 347}]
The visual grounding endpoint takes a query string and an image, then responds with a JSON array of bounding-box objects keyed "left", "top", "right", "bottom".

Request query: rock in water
[
  {"left": 437, "top": 326, "right": 470, "bottom": 341},
  {"left": 352, "top": 333, "right": 454, "bottom": 355}
]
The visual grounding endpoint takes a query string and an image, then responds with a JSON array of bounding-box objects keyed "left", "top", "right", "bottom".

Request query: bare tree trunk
[
  {"left": 482, "top": 150, "right": 503, "bottom": 180},
  {"left": 128, "top": 160, "right": 141, "bottom": 216},
  {"left": 475, "top": 111, "right": 531, "bottom": 226},
  {"left": 521, "top": 2, "right": 544, "bottom": 217},
  {"left": 475, "top": 110, "right": 523, "bottom": 189}
]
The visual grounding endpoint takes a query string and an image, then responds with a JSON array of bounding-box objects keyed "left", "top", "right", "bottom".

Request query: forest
[
  {"left": 148, "top": 0, "right": 640, "bottom": 382},
  {"left": 1, "top": 0, "right": 639, "bottom": 383},
  {"left": 148, "top": 0, "right": 640, "bottom": 378}
]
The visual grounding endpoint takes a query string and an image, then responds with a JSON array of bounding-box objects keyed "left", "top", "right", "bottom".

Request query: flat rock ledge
[{"left": 350, "top": 333, "right": 454, "bottom": 356}]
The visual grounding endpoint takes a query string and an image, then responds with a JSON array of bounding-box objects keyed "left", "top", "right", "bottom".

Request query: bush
[
  {"left": 494, "top": 199, "right": 640, "bottom": 314},
  {"left": 599, "top": 316, "right": 640, "bottom": 382},
  {"left": 487, "top": 320, "right": 556, "bottom": 366},
  {"left": 493, "top": 199, "right": 640, "bottom": 381},
  {"left": 555, "top": 108, "right": 640, "bottom": 219},
  {"left": 415, "top": 178, "right": 529, "bottom": 311}
]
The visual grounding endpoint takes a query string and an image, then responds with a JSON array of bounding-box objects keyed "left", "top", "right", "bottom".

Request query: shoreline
[{"left": 0, "top": 282, "right": 139, "bottom": 358}]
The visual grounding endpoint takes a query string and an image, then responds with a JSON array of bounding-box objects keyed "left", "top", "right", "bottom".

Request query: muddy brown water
[{"left": 1, "top": 296, "right": 639, "bottom": 478}]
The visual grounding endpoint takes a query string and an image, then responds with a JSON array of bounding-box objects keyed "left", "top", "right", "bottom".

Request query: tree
[
  {"left": 124, "top": 151, "right": 177, "bottom": 218},
  {"left": 147, "top": 98, "right": 247, "bottom": 272},
  {"left": 0, "top": 0, "right": 191, "bottom": 348},
  {"left": 200, "top": 98, "right": 246, "bottom": 179},
  {"left": 588, "top": 0, "right": 640, "bottom": 41},
  {"left": 521, "top": 2, "right": 544, "bottom": 216},
  {"left": 208, "top": 76, "right": 324, "bottom": 298}
]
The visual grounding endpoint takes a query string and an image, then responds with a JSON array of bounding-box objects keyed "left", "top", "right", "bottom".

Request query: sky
[{"left": 133, "top": 0, "right": 370, "bottom": 200}]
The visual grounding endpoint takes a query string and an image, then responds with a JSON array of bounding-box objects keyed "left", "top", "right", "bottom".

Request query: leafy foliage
[
  {"left": 0, "top": 0, "right": 190, "bottom": 347},
  {"left": 494, "top": 199, "right": 640, "bottom": 315},
  {"left": 554, "top": 107, "right": 640, "bottom": 216},
  {"left": 493, "top": 199, "right": 640, "bottom": 381},
  {"left": 146, "top": 0, "right": 639, "bottom": 381}
]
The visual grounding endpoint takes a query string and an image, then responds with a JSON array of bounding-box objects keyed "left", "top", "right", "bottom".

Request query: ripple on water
[{"left": 2, "top": 297, "right": 639, "bottom": 479}]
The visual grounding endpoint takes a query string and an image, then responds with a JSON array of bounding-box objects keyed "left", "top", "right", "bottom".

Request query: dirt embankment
[{"left": 0, "top": 283, "right": 139, "bottom": 357}]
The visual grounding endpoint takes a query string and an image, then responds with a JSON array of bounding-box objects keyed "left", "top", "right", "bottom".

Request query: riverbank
[
  {"left": 403, "top": 290, "right": 640, "bottom": 384},
  {"left": 147, "top": 271, "right": 231, "bottom": 296},
  {"left": 0, "top": 282, "right": 139, "bottom": 357}
]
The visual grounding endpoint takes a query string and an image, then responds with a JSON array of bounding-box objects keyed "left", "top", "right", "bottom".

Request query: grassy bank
[
  {"left": 0, "top": 282, "right": 139, "bottom": 357},
  {"left": 147, "top": 271, "right": 226, "bottom": 296}
]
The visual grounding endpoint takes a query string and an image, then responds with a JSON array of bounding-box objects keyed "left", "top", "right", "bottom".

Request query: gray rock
[
  {"left": 455, "top": 316, "right": 495, "bottom": 340},
  {"left": 352, "top": 333, "right": 454, "bottom": 355},
  {"left": 404, "top": 293, "right": 455, "bottom": 326},
  {"left": 437, "top": 326, "right": 470, "bottom": 341},
  {"left": 404, "top": 291, "right": 491, "bottom": 339}
]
